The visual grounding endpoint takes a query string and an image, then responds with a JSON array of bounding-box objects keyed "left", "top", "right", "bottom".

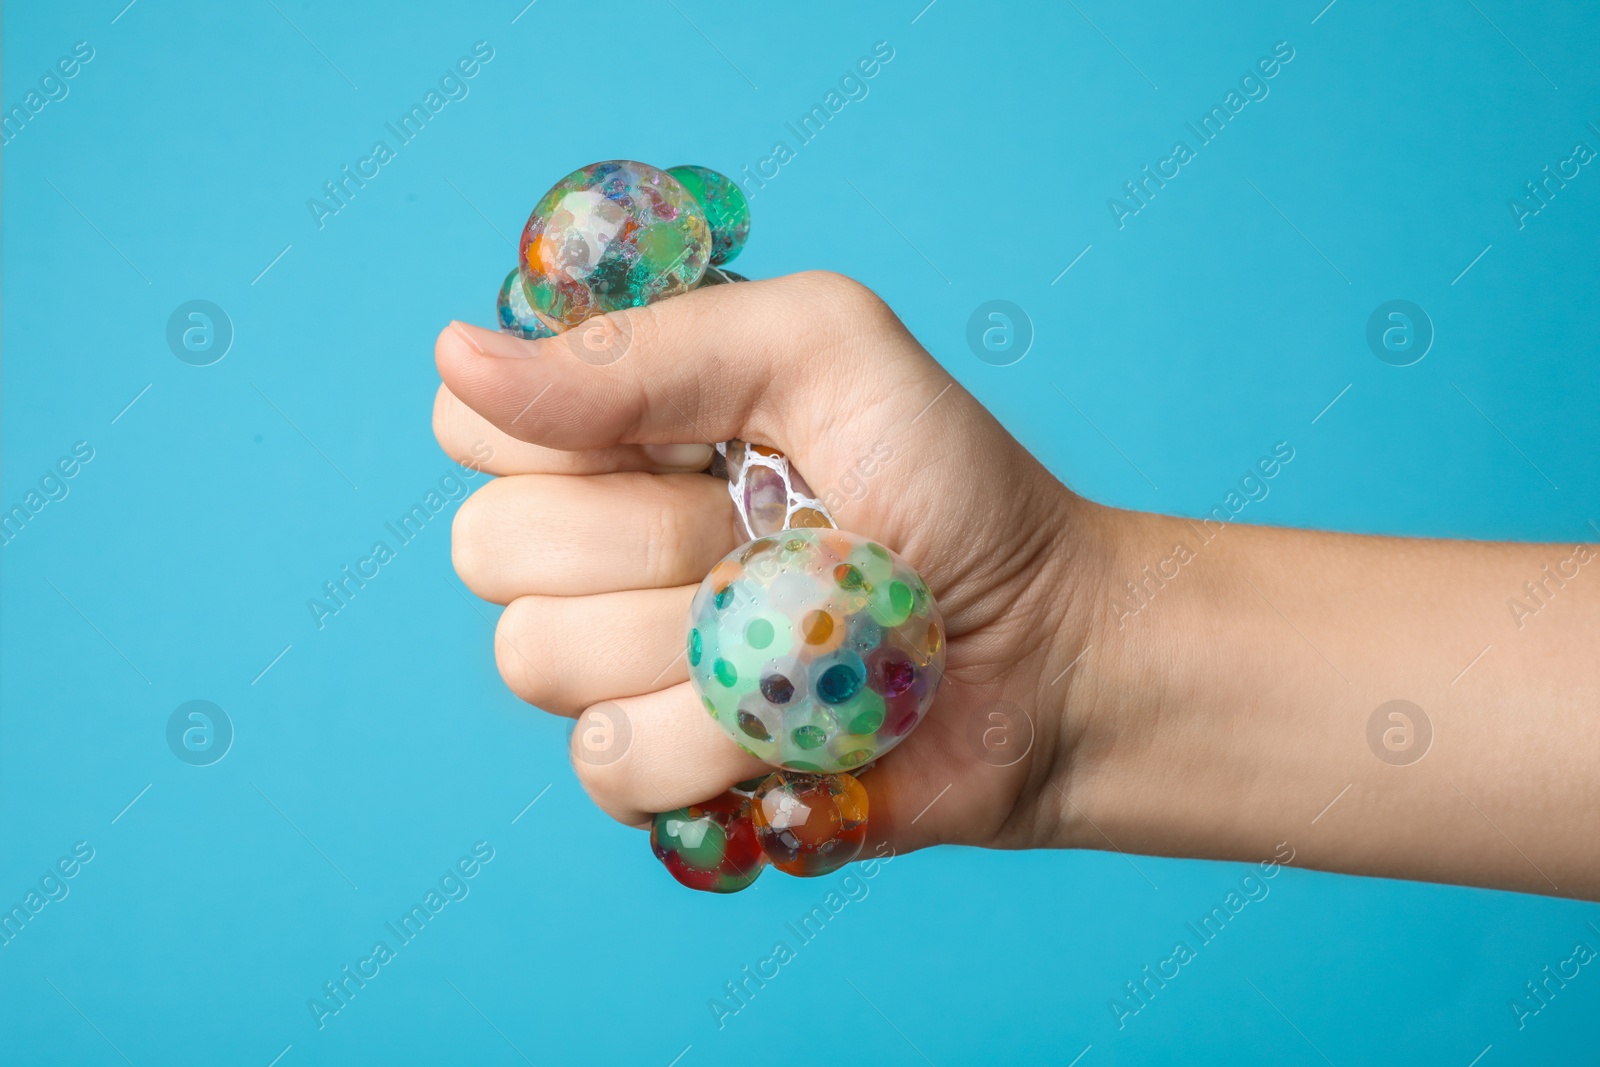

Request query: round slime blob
[
  {"left": 496, "top": 268, "right": 555, "bottom": 339},
  {"left": 518, "top": 160, "right": 710, "bottom": 330},
  {"left": 688, "top": 528, "right": 944, "bottom": 773},
  {"left": 667, "top": 164, "right": 750, "bottom": 266},
  {"left": 751, "top": 771, "right": 868, "bottom": 877},
  {"left": 650, "top": 791, "right": 765, "bottom": 893}
]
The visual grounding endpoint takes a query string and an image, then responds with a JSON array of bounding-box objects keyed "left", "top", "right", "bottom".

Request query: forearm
[{"left": 1054, "top": 504, "right": 1600, "bottom": 898}]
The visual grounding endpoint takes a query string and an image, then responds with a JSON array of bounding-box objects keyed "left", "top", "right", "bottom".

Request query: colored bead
[
  {"left": 689, "top": 529, "right": 945, "bottom": 772},
  {"left": 737, "top": 709, "right": 772, "bottom": 742},
  {"left": 801, "top": 610, "right": 834, "bottom": 645},
  {"left": 816, "top": 658, "right": 863, "bottom": 704},
  {"left": 667, "top": 165, "right": 751, "bottom": 265},
  {"left": 651, "top": 791, "right": 766, "bottom": 893},
  {"left": 743, "top": 464, "right": 788, "bottom": 535},
  {"left": 869, "top": 651, "right": 915, "bottom": 697},
  {"left": 834, "top": 563, "right": 867, "bottom": 590},
  {"left": 760, "top": 673, "right": 795, "bottom": 704},
  {"left": 518, "top": 160, "right": 710, "bottom": 330},
  {"left": 745, "top": 617, "right": 774, "bottom": 649},
  {"left": 496, "top": 268, "right": 556, "bottom": 339},
  {"left": 750, "top": 771, "right": 868, "bottom": 877}
]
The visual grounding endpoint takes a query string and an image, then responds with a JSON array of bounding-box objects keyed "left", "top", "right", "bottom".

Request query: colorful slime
[
  {"left": 504, "top": 160, "right": 945, "bottom": 890},
  {"left": 688, "top": 528, "right": 944, "bottom": 773},
  {"left": 517, "top": 160, "right": 710, "bottom": 331}
]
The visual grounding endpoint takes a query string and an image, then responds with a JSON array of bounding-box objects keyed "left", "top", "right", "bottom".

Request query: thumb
[{"left": 434, "top": 271, "right": 948, "bottom": 484}]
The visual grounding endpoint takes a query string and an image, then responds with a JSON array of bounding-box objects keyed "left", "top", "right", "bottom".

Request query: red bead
[{"left": 651, "top": 791, "right": 765, "bottom": 893}]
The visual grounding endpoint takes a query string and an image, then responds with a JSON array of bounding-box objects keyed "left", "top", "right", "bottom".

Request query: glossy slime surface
[
  {"left": 688, "top": 528, "right": 945, "bottom": 773},
  {"left": 496, "top": 267, "right": 555, "bottom": 339},
  {"left": 668, "top": 164, "right": 751, "bottom": 266},
  {"left": 650, "top": 791, "right": 766, "bottom": 893},
  {"left": 504, "top": 160, "right": 946, "bottom": 891},
  {"left": 751, "top": 770, "right": 868, "bottom": 877},
  {"left": 518, "top": 160, "right": 710, "bottom": 330}
]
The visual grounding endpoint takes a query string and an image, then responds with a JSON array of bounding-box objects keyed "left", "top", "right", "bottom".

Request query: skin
[{"left": 435, "top": 271, "right": 1600, "bottom": 901}]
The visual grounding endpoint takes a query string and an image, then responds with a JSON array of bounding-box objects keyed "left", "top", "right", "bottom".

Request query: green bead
[
  {"left": 791, "top": 725, "right": 826, "bottom": 749},
  {"left": 745, "top": 617, "right": 774, "bottom": 650},
  {"left": 667, "top": 165, "right": 751, "bottom": 266},
  {"left": 846, "top": 690, "right": 886, "bottom": 734}
]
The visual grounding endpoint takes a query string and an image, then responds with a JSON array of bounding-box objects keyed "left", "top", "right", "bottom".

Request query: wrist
[
  {"left": 1035, "top": 503, "right": 1228, "bottom": 855},
  {"left": 1025, "top": 494, "right": 1129, "bottom": 851}
]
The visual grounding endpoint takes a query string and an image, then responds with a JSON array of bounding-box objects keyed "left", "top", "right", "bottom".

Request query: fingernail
[
  {"left": 451, "top": 319, "right": 541, "bottom": 358},
  {"left": 643, "top": 443, "right": 714, "bottom": 470}
]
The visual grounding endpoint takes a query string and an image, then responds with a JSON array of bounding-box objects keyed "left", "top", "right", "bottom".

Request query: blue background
[{"left": 4, "top": 0, "right": 1598, "bottom": 1063}]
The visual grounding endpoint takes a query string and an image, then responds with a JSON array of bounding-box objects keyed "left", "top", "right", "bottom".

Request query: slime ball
[
  {"left": 751, "top": 771, "right": 868, "bottom": 877},
  {"left": 518, "top": 160, "right": 710, "bottom": 330},
  {"left": 496, "top": 268, "right": 555, "bottom": 340},
  {"left": 688, "top": 528, "right": 944, "bottom": 773},
  {"left": 651, "top": 791, "right": 766, "bottom": 893},
  {"left": 667, "top": 165, "right": 750, "bottom": 266}
]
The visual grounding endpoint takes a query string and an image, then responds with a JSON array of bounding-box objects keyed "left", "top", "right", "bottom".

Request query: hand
[
  {"left": 434, "top": 269, "right": 1600, "bottom": 898},
  {"left": 432, "top": 271, "right": 1098, "bottom": 854}
]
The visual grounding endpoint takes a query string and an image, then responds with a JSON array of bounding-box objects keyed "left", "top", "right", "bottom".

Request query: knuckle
[
  {"left": 494, "top": 599, "right": 566, "bottom": 711},
  {"left": 639, "top": 499, "right": 678, "bottom": 588},
  {"left": 568, "top": 729, "right": 621, "bottom": 811},
  {"left": 568, "top": 699, "right": 636, "bottom": 798},
  {"left": 449, "top": 475, "right": 519, "bottom": 598},
  {"left": 782, "top": 271, "right": 899, "bottom": 362},
  {"left": 794, "top": 270, "right": 890, "bottom": 321},
  {"left": 449, "top": 487, "right": 488, "bottom": 590},
  {"left": 635, "top": 476, "right": 698, "bottom": 587},
  {"left": 431, "top": 383, "right": 456, "bottom": 454}
]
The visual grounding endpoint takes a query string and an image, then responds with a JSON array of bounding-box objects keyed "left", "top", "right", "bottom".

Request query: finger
[
  {"left": 570, "top": 682, "right": 769, "bottom": 827},
  {"left": 452, "top": 471, "right": 738, "bottom": 603},
  {"left": 433, "top": 383, "right": 713, "bottom": 476},
  {"left": 433, "top": 272, "right": 939, "bottom": 470},
  {"left": 495, "top": 586, "right": 693, "bottom": 717}
]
